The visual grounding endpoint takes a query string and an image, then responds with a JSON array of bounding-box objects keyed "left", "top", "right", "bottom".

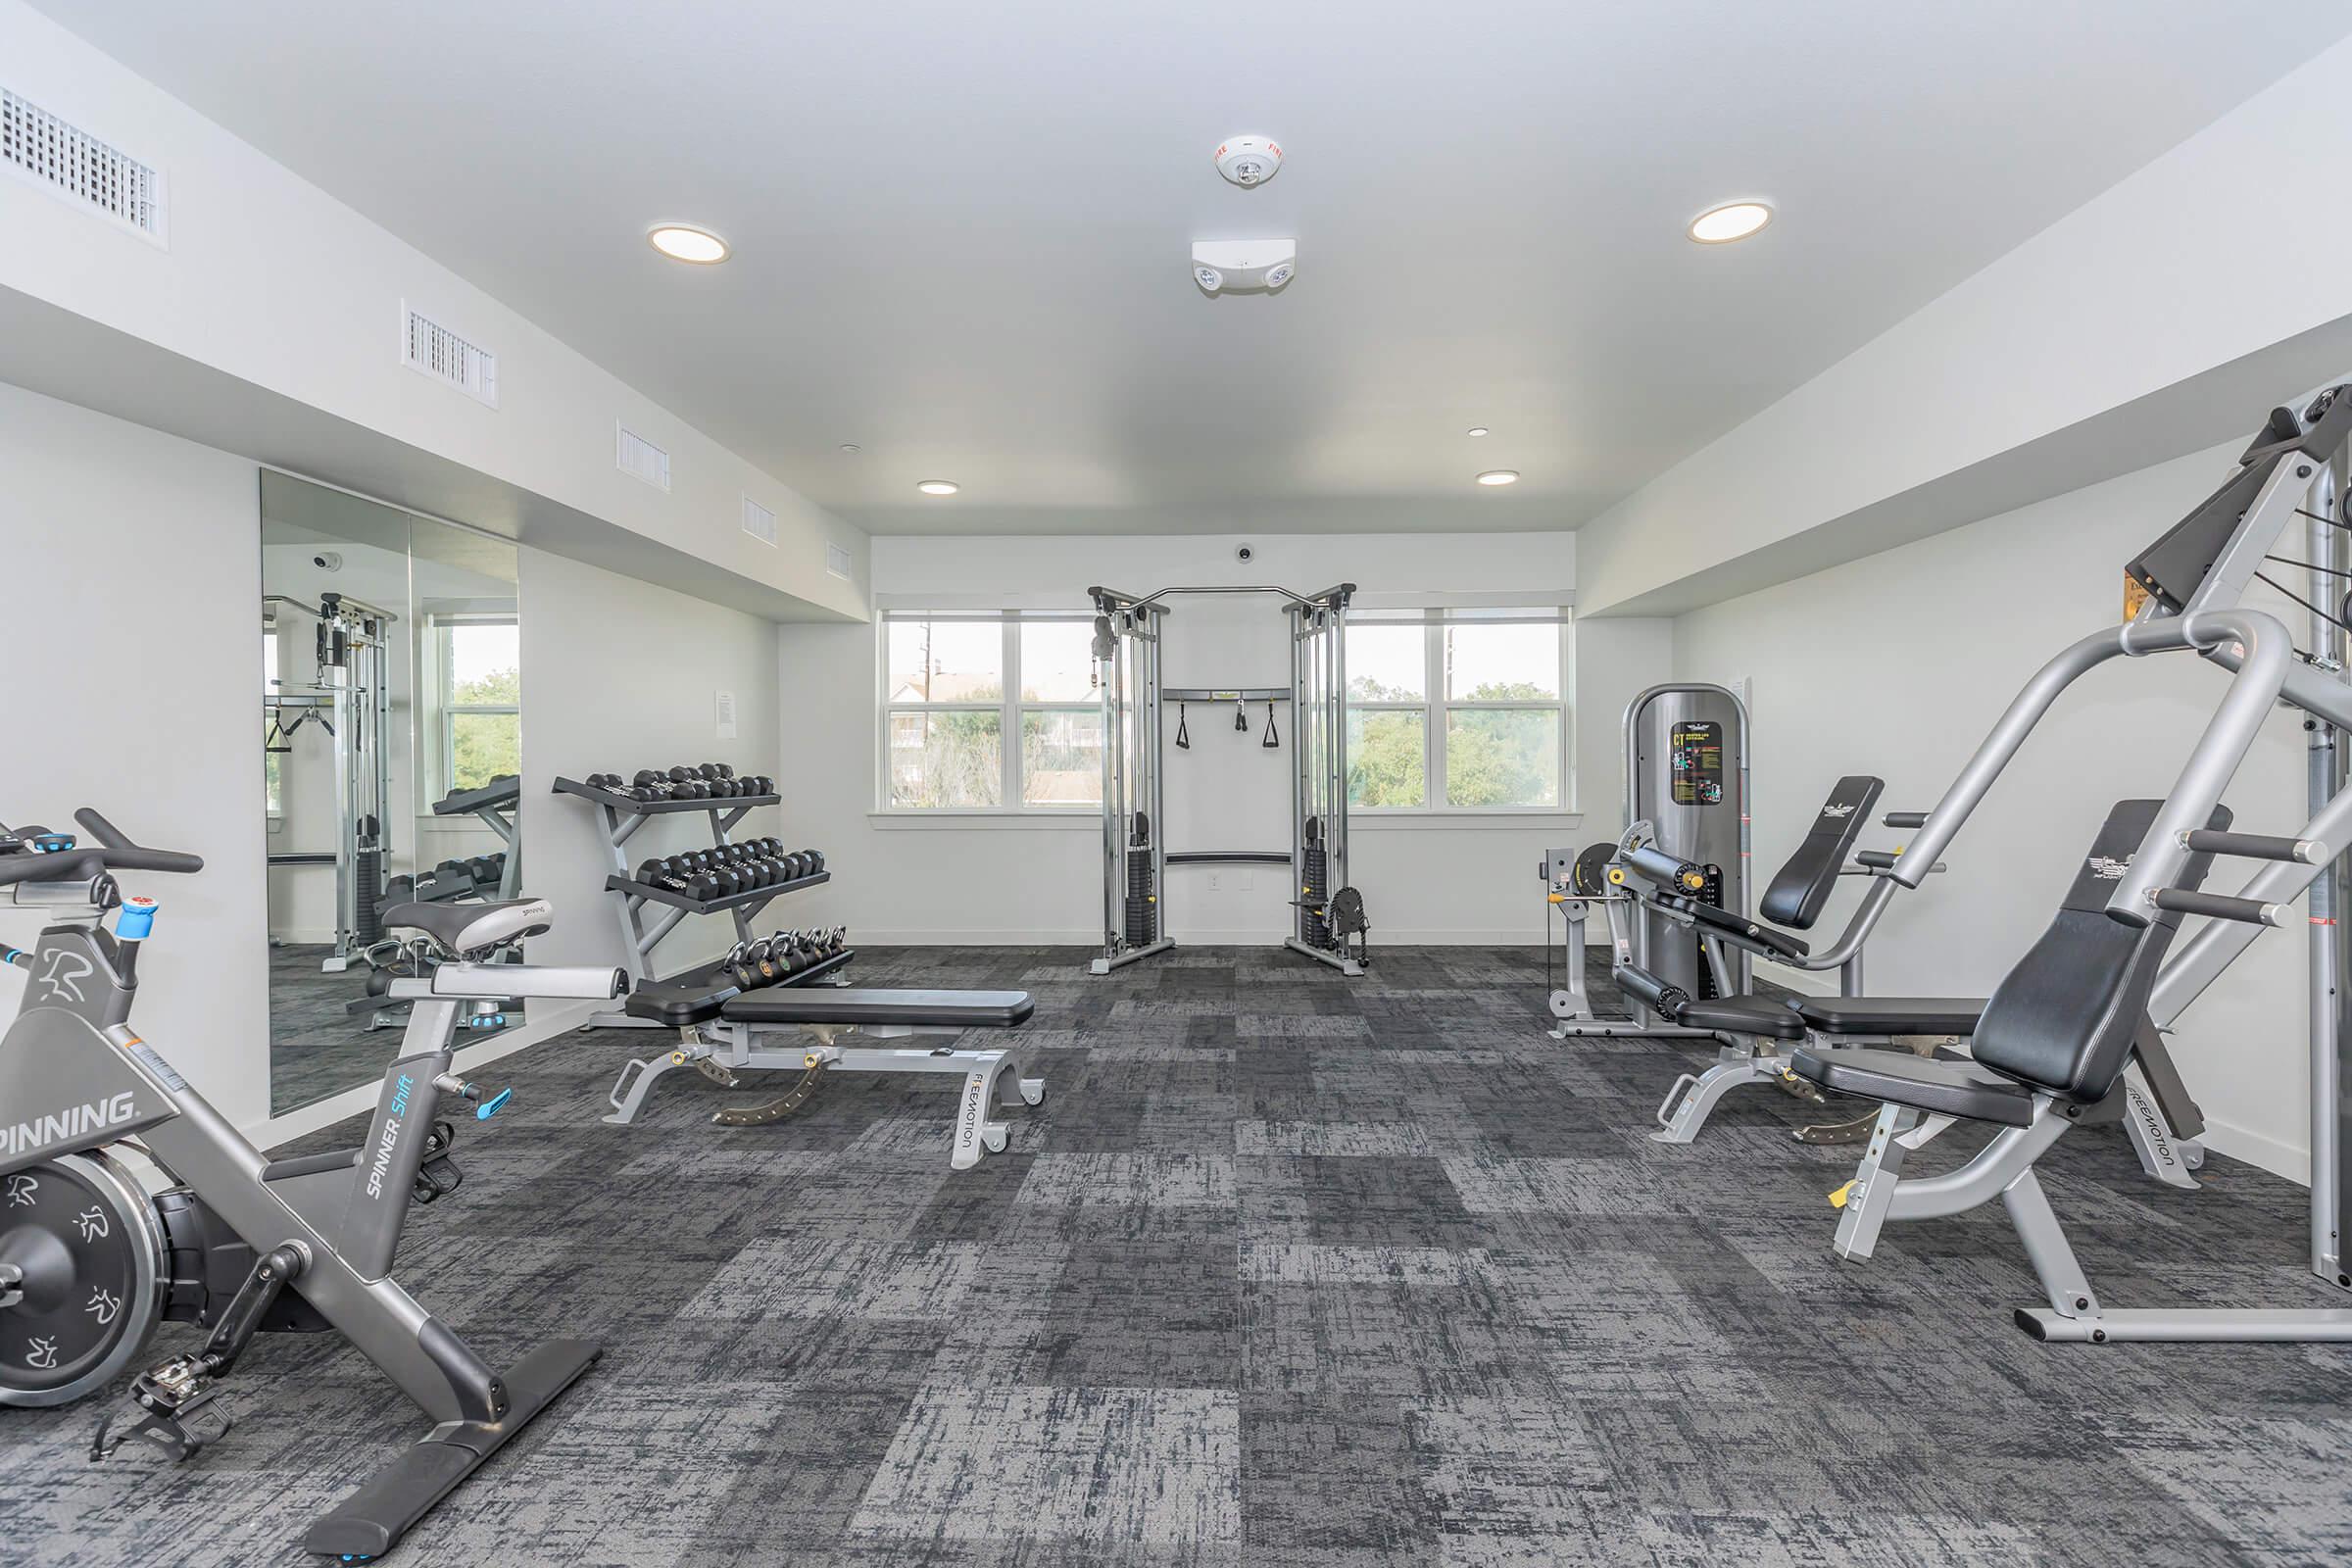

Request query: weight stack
[
  {"left": 1300, "top": 842, "right": 1330, "bottom": 948},
  {"left": 1124, "top": 848, "right": 1157, "bottom": 944},
  {"left": 355, "top": 846, "right": 383, "bottom": 945}
]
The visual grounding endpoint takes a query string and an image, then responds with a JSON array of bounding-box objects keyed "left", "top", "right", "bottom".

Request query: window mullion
[
  {"left": 1003, "top": 612, "right": 1020, "bottom": 811},
  {"left": 1425, "top": 613, "right": 1445, "bottom": 810}
]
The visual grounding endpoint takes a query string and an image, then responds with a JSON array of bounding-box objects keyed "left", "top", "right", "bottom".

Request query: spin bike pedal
[
  {"left": 411, "top": 1119, "right": 464, "bottom": 1205},
  {"left": 91, "top": 1355, "right": 234, "bottom": 1462}
]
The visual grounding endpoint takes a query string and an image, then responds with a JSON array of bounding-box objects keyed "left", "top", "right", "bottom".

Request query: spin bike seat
[{"left": 381, "top": 897, "right": 552, "bottom": 956}]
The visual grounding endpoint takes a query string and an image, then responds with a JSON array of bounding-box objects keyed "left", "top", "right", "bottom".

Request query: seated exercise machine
[
  {"left": 1554, "top": 695, "right": 2205, "bottom": 1174},
  {"left": 1796, "top": 382, "right": 2352, "bottom": 1342},
  {"left": 602, "top": 956, "right": 1043, "bottom": 1172},
  {"left": 1087, "top": 582, "right": 1370, "bottom": 976},
  {"left": 0, "top": 810, "right": 629, "bottom": 1557}
]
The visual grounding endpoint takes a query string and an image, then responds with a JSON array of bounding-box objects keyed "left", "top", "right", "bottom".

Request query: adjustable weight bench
[{"left": 604, "top": 975, "right": 1044, "bottom": 1170}]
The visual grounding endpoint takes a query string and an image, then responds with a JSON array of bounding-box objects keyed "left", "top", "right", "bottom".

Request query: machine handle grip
[
  {"left": 1882, "top": 811, "right": 1929, "bottom": 829},
  {"left": 1623, "top": 845, "right": 1706, "bottom": 894},
  {"left": 2180, "top": 828, "right": 2326, "bottom": 863},
  {"left": 72, "top": 809, "right": 205, "bottom": 874},
  {"left": 2149, "top": 887, "right": 2290, "bottom": 927}
]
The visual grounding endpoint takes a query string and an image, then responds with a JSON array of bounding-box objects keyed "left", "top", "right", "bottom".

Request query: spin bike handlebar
[{"left": 0, "top": 808, "right": 205, "bottom": 889}]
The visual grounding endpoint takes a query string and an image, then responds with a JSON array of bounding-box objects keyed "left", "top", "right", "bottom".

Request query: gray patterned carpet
[{"left": 8, "top": 945, "right": 2352, "bottom": 1566}]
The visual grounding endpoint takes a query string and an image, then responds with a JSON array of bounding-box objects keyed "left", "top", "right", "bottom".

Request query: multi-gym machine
[
  {"left": 1545, "top": 683, "right": 1752, "bottom": 1036},
  {"left": 264, "top": 591, "right": 397, "bottom": 973},
  {"left": 1088, "top": 581, "right": 1370, "bottom": 976}
]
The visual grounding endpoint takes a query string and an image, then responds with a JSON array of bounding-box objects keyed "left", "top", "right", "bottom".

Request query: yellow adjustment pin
[
  {"left": 1547, "top": 892, "right": 1568, "bottom": 905},
  {"left": 669, "top": 1051, "right": 689, "bottom": 1066},
  {"left": 1682, "top": 870, "right": 1705, "bottom": 891},
  {"left": 1607, "top": 866, "right": 1627, "bottom": 885},
  {"left": 1829, "top": 1180, "right": 1855, "bottom": 1209}
]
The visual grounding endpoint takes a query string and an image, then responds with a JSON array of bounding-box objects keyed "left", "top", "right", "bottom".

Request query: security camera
[
  {"left": 313, "top": 551, "right": 343, "bottom": 571},
  {"left": 1235, "top": 545, "right": 1254, "bottom": 564}
]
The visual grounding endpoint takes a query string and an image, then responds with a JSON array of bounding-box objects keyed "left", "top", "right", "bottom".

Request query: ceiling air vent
[
  {"left": 1, "top": 88, "right": 167, "bottom": 244},
  {"left": 616, "top": 423, "right": 670, "bottom": 492},
  {"left": 825, "top": 542, "right": 854, "bottom": 581},
  {"left": 400, "top": 302, "right": 498, "bottom": 406},
  {"left": 741, "top": 495, "right": 778, "bottom": 546}
]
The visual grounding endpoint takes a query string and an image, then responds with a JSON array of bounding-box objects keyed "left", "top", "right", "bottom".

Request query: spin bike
[{"left": 0, "top": 809, "right": 628, "bottom": 1561}]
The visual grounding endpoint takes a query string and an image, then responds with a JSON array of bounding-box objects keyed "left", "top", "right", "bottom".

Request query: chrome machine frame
[{"left": 1087, "top": 582, "right": 1363, "bottom": 976}]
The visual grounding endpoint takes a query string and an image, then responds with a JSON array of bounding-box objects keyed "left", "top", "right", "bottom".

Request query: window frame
[
  {"left": 1347, "top": 609, "right": 1573, "bottom": 815},
  {"left": 878, "top": 610, "right": 1104, "bottom": 814},
  {"left": 424, "top": 610, "right": 520, "bottom": 802}
]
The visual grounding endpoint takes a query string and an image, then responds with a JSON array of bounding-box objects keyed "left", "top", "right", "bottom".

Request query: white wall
[
  {"left": 516, "top": 548, "right": 783, "bottom": 977},
  {"left": 0, "top": 382, "right": 271, "bottom": 1123},
  {"left": 0, "top": 0, "right": 865, "bottom": 617},
  {"left": 1674, "top": 442, "right": 2312, "bottom": 1178},
  {"left": 778, "top": 531, "right": 1661, "bottom": 946}
]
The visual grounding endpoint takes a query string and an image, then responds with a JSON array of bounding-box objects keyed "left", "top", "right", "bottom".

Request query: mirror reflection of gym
[{"left": 260, "top": 472, "right": 523, "bottom": 1114}]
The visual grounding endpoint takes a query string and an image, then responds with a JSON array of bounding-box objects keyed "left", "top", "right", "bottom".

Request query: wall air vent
[
  {"left": 616, "top": 423, "right": 670, "bottom": 491},
  {"left": 742, "top": 495, "right": 778, "bottom": 546},
  {"left": 400, "top": 302, "right": 498, "bottom": 406},
  {"left": 825, "top": 542, "right": 854, "bottom": 581},
  {"left": 1, "top": 88, "right": 167, "bottom": 244}
]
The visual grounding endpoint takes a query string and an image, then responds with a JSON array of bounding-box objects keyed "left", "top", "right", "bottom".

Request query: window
[
  {"left": 883, "top": 612, "right": 1103, "bottom": 809},
  {"left": 1346, "top": 611, "right": 1568, "bottom": 811},
  {"left": 428, "top": 613, "right": 520, "bottom": 796}
]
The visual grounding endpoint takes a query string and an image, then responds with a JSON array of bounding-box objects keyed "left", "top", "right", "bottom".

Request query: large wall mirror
[{"left": 261, "top": 471, "right": 523, "bottom": 1114}]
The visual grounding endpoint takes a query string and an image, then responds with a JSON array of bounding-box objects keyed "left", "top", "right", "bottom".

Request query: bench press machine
[
  {"left": 601, "top": 965, "right": 1044, "bottom": 1170},
  {"left": 1795, "top": 381, "right": 2352, "bottom": 1342}
]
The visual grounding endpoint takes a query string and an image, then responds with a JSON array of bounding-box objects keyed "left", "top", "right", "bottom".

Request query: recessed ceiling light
[
  {"left": 1688, "top": 202, "right": 1773, "bottom": 244},
  {"left": 916, "top": 479, "right": 960, "bottom": 497},
  {"left": 1466, "top": 426, "right": 1491, "bottom": 437},
  {"left": 838, "top": 444, "right": 862, "bottom": 454},
  {"left": 647, "top": 223, "right": 730, "bottom": 264},
  {"left": 1475, "top": 469, "right": 1520, "bottom": 486}
]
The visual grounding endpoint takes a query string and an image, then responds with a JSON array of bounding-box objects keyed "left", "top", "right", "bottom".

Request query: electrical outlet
[{"left": 1209, "top": 871, "right": 1222, "bottom": 892}]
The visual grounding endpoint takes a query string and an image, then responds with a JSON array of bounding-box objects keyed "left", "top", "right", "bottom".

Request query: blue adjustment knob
[{"left": 475, "top": 1087, "right": 513, "bottom": 1121}]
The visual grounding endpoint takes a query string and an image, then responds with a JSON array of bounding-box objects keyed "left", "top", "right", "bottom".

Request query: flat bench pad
[
  {"left": 1790, "top": 1047, "right": 2035, "bottom": 1127},
  {"left": 723, "top": 987, "right": 1034, "bottom": 1029},
  {"left": 1790, "top": 997, "right": 1985, "bottom": 1036}
]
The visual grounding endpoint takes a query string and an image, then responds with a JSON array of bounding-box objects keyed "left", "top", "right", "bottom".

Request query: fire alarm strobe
[
  {"left": 1193, "top": 239, "right": 1297, "bottom": 295},
  {"left": 1215, "top": 135, "right": 1283, "bottom": 186}
]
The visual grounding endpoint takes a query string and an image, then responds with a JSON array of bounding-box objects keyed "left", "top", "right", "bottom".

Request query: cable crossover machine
[{"left": 1087, "top": 581, "right": 1371, "bottom": 976}]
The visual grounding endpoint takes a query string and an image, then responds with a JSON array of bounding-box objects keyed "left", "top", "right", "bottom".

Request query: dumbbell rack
[{"left": 552, "top": 775, "right": 834, "bottom": 1028}]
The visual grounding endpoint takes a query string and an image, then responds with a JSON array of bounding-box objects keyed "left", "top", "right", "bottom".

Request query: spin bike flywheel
[{"left": 0, "top": 1152, "right": 166, "bottom": 1407}]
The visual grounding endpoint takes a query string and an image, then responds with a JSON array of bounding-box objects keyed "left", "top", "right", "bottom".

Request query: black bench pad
[
  {"left": 724, "top": 987, "right": 1034, "bottom": 1029},
  {"left": 1673, "top": 996, "right": 1806, "bottom": 1039},
  {"left": 1790, "top": 1047, "right": 2036, "bottom": 1127},
  {"left": 1790, "top": 997, "right": 1985, "bottom": 1036}
]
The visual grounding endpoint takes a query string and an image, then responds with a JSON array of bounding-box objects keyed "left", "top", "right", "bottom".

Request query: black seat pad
[
  {"left": 1790, "top": 996, "right": 1984, "bottom": 1036},
  {"left": 623, "top": 973, "right": 742, "bottom": 1027},
  {"left": 1789, "top": 1047, "right": 2037, "bottom": 1127},
  {"left": 1680, "top": 899, "right": 1810, "bottom": 961},
  {"left": 1673, "top": 996, "right": 1806, "bottom": 1039},
  {"left": 723, "top": 987, "right": 1034, "bottom": 1029},
  {"left": 379, "top": 898, "right": 547, "bottom": 954}
]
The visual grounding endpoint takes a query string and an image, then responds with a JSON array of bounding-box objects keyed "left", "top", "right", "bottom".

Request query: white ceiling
[{"left": 39, "top": 0, "right": 2352, "bottom": 537}]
